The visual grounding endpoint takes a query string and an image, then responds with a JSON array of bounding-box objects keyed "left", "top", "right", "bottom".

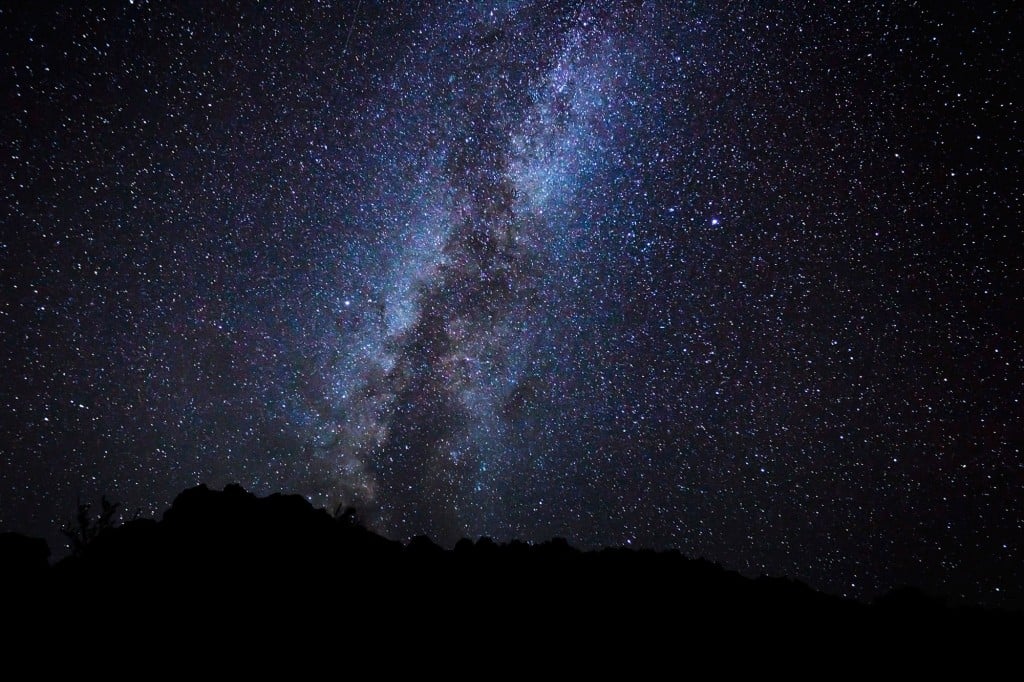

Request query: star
[{"left": 0, "top": 0, "right": 1019, "bottom": 609}]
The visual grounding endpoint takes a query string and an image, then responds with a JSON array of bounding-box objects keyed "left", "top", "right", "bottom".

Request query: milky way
[{"left": 2, "top": 1, "right": 1021, "bottom": 607}]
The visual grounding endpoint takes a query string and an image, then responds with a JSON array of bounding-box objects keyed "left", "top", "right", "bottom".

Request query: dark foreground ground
[{"left": 1, "top": 484, "right": 1018, "bottom": 654}]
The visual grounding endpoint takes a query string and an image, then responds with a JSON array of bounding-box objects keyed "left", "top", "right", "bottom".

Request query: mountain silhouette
[{"left": 1, "top": 483, "right": 1017, "bottom": 643}]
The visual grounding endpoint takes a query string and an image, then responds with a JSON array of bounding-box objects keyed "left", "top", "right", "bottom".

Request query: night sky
[{"left": 2, "top": 1, "right": 1021, "bottom": 607}]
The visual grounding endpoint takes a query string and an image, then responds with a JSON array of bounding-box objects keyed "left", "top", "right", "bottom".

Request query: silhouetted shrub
[{"left": 61, "top": 496, "right": 121, "bottom": 557}]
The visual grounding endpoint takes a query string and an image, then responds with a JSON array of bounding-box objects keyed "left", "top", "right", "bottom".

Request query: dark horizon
[
  {"left": 6, "top": 481, "right": 1019, "bottom": 617},
  {"left": 1, "top": 1, "right": 1021, "bottom": 610}
]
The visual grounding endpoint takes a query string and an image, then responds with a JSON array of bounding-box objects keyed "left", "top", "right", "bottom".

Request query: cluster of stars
[{"left": 1, "top": 1, "right": 1020, "bottom": 608}]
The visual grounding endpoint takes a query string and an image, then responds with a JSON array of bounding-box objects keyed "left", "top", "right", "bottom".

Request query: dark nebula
[{"left": 1, "top": 1, "right": 1021, "bottom": 607}]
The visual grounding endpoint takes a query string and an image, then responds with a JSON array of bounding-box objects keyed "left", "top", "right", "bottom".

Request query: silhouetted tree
[
  {"left": 61, "top": 496, "right": 121, "bottom": 557},
  {"left": 333, "top": 504, "right": 359, "bottom": 527}
]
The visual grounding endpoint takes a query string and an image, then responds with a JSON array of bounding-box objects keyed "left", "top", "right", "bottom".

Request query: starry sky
[{"left": 2, "top": 0, "right": 1021, "bottom": 606}]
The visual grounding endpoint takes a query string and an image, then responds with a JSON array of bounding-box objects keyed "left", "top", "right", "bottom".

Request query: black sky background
[{"left": 1, "top": 0, "right": 1021, "bottom": 607}]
